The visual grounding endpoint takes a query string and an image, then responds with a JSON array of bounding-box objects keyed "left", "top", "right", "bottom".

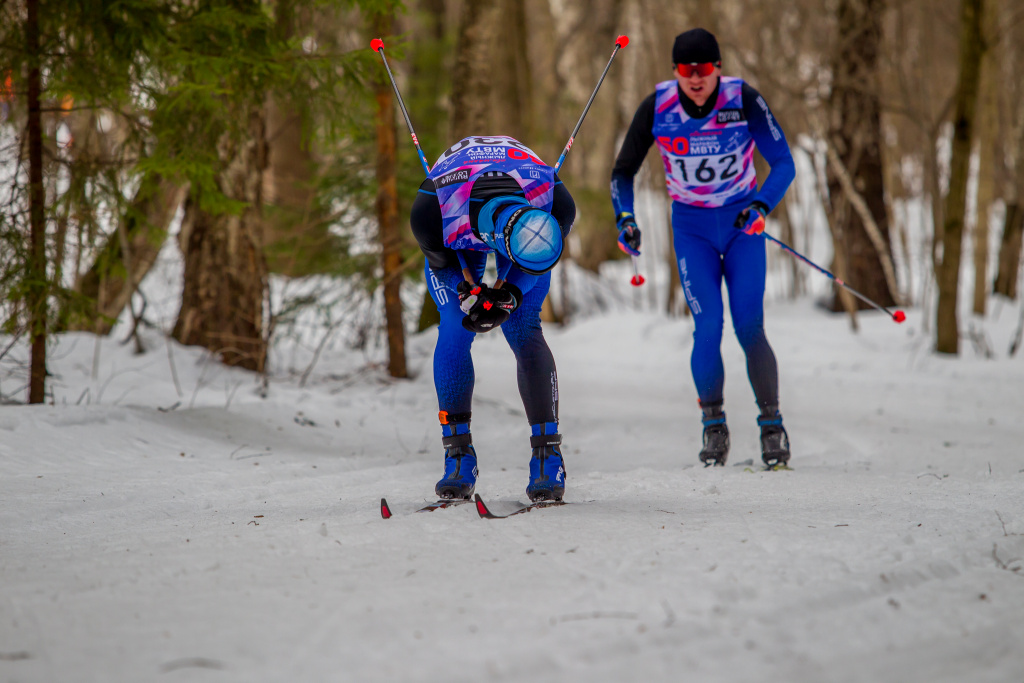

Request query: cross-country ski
[
  {"left": 379, "top": 497, "right": 473, "bottom": 519},
  {"left": 472, "top": 494, "right": 568, "bottom": 519}
]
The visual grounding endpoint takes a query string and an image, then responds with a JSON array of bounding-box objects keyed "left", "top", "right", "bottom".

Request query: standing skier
[
  {"left": 411, "top": 135, "right": 575, "bottom": 501},
  {"left": 610, "top": 28, "right": 796, "bottom": 467}
]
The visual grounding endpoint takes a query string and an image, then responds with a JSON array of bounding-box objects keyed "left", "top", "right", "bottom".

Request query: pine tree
[{"left": 0, "top": 0, "right": 170, "bottom": 402}]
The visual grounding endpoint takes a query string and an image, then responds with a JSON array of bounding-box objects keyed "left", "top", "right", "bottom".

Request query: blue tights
[
  {"left": 672, "top": 201, "right": 779, "bottom": 409},
  {"left": 425, "top": 258, "right": 558, "bottom": 426}
]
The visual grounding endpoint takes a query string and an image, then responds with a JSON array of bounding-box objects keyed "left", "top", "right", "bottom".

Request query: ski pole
[
  {"left": 372, "top": 39, "right": 489, "bottom": 291},
  {"left": 630, "top": 255, "right": 645, "bottom": 287},
  {"left": 553, "top": 35, "right": 629, "bottom": 174},
  {"left": 763, "top": 233, "right": 905, "bottom": 323},
  {"left": 372, "top": 39, "right": 484, "bottom": 290},
  {"left": 370, "top": 38, "right": 431, "bottom": 176}
]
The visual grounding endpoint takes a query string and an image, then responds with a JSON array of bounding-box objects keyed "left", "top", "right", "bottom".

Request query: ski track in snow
[{"left": 2, "top": 305, "right": 1024, "bottom": 682}]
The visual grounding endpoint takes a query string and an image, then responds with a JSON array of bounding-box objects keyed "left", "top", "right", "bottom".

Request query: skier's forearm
[
  {"left": 750, "top": 150, "right": 795, "bottom": 214},
  {"left": 610, "top": 93, "right": 656, "bottom": 218},
  {"left": 501, "top": 262, "right": 539, "bottom": 295},
  {"left": 611, "top": 171, "right": 636, "bottom": 217},
  {"left": 747, "top": 116, "right": 795, "bottom": 211}
]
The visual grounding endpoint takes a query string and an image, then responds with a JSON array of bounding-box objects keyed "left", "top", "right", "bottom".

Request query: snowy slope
[{"left": 2, "top": 296, "right": 1023, "bottom": 683}]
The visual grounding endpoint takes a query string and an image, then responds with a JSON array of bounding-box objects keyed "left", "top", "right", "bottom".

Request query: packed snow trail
[{"left": 2, "top": 305, "right": 1023, "bottom": 682}]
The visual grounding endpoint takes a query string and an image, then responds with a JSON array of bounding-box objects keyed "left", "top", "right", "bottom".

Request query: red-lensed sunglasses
[{"left": 676, "top": 62, "right": 719, "bottom": 78}]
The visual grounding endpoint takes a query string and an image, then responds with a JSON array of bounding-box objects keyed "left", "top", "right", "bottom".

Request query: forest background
[{"left": 1, "top": 0, "right": 1023, "bottom": 404}]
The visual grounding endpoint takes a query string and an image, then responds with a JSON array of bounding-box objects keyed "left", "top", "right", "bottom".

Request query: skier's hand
[
  {"left": 459, "top": 283, "right": 522, "bottom": 333},
  {"left": 734, "top": 202, "right": 768, "bottom": 235},
  {"left": 456, "top": 280, "right": 483, "bottom": 314},
  {"left": 616, "top": 212, "right": 641, "bottom": 256}
]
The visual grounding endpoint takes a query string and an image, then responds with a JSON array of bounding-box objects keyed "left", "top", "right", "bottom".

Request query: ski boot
[
  {"left": 699, "top": 401, "right": 730, "bottom": 467},
  {"left": 435, "top": 414, "right": 478, "bottom": 500},
  {"left": 526, "top": 422, "right": 565, "bottom": 502},
  {"left": 758, "top": 405, "right": 790, "bottom": 469}
]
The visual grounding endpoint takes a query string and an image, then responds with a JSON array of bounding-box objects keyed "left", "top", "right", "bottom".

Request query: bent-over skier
[
  {"left": 411, "top": 135, "right": 575, "bottom": 501},
  {"left": 610, "top": 28, "right": 796, "bottom": 468}
]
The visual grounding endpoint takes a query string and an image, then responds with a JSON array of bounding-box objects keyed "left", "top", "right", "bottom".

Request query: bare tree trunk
[
  {"left": 433, "top": 0, "right": 502, "bottom": 332},
  {"left": 825, "top": 0, "right": 897, "bottom": 313},
  {"left": 936, "top": 0, "right": 985, "bottom": 354},
  {"left": 173, "top": 108, "right": 268, "bottom": 371},
  {"left": 825, "top": 138, "right": 901, "bottom": 303},
  {"left": 550, "top": 0, "right": 626, "bottom": 273},
  {"left": 373, "top": 11, "right": 408, "bottom": 379},
  {"left": 828, "top": 211, "right": 860, "bottom": 331},
  {"left": 971, "top": 32, "right": 998, "bottom": 315},
  {"left": 913, "top": 0, "right": 956, "bottom": 290},
  {"left": 71, "top": 172, "right": 185, "bottom": 334},
  {"left": 25, "top": 0, "right": 47, "bottom": 404},
  {"left": 261, "top": 0, "right": 324, "bottom": 277},
  {"left": 925, "top": 123, "right": 947, "bottom": 282},
  {"left": 993, "top": 107, "right": 1024, "bottom": 298},
  {"left": 490, "top": 0, "right": 533, "bottom": 142},
  {"left": 810, "top": 142, "right": 859, "bottom": 330},
  {"left": 993, "top": 203, "right": 1024, "bottom": 298},
  {"left": 448, "top": 1, "right": 500, "bottom": 141}
]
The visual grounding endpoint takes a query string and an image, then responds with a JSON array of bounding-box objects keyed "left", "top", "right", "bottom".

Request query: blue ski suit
[
  {"left": 611, "top": 78, "right": 795, "bottom": 408},
  {"left": 411, "top": 137, "right": 576, "bottom": 428}
]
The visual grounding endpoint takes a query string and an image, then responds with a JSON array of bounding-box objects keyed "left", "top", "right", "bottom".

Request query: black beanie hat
[{"left": 672, "top": 28, "right": 721, "bottom": 65}]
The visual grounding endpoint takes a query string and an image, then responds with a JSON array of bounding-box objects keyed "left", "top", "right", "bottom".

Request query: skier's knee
[
  {"left": 439, "top": 320, "right": 476, "bottom": 348},
  {"left": 693, "top": 324, "right": 724, "bottom": 350},
  {"left": 733, "top": 323, "right": 767, "bottom": 349},
  {"left": 501, "top": 319, "right": 542, "bottom": 350}
]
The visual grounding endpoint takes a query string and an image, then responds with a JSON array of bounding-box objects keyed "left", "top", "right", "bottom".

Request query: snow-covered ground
[{"left": 2, "top": 286, "right": 1023, "bottom": 681}]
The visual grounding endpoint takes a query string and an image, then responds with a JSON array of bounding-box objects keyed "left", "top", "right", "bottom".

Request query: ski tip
[
  {"left": 370, "top": 38, "right": 384, "bottom": 53},
  {"left": 616, "top": 35, "right": 629, "bottom": 48},
  {"left": 380, "top": 497, "right": 392, "bottom": 519},
  {"left": 473, "top": 493, "right": 494, "bottom": 519},
  {"left": 893, "top": 310, "right": 906, "bottom": 323}
]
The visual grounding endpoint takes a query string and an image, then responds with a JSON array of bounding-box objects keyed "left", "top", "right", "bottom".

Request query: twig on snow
[{"left": 995, "top": 511, "right": 1020, "bottom": 537}]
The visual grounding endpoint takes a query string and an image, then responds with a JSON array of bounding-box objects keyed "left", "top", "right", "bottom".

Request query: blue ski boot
[
  {"left": 435, "top": 417, "right": 478, "bottom": 500},
  {"left": 758, "top": 406, "right": 790, "bottom": 468},
  {"left": 699, "top": 401, "right": 729, "bottom": 467},
  {"left": 526, "top": 422, "right": 565, "bottom": 502}
]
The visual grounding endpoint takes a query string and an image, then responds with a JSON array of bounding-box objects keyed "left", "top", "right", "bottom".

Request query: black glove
[
  {"left": 458, "top": 282, "right": 522, "bottom": 333},
  {"left": 616, "top": 212, "right": 641, "bottom": 256}
]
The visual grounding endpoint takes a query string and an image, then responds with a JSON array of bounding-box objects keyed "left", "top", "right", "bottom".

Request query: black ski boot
[
  {"left": 699, "top": 402, "right": 730, "bottom": 467},
  {"left": 758, "top": 406, "right": 790, "bottom": 468}
]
